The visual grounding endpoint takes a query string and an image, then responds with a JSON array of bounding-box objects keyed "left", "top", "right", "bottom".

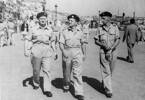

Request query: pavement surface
[{"left": 0, "top": 30, "right": 145, "bottom": 100}]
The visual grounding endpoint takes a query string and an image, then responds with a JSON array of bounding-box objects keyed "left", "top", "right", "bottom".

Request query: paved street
[{"left": 0, "top": 30, "right": 145, "bottom": 100}]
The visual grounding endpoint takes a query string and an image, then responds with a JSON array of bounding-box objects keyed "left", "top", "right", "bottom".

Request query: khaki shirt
[
  {"left": 59, "top": 26, "right": 87, "bottom": 48},
  {"left": 25, "top": 25, "right": 54, "bottom": 58},
  {"left": 94, "top": 24, "right": 120, "bottom": 53}
]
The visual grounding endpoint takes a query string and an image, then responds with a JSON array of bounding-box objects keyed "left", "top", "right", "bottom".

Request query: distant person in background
[
  {"left": 21, "top": 18, "right": 29, "bottom": 40},
  {"left": 123, "top": 18, "right": 138, "bottom": 63},
  {"left": 0, "top": 20, "right": 8, "bottom": 47},
  {"left": 82, "top": 21, "right": 90, "bottom": 43},
  {"left": 7, "top": 18, "right": 16, "bottom": 46},
  {"left": 137, "top": 22, "right": 145, "bottom": 42}
]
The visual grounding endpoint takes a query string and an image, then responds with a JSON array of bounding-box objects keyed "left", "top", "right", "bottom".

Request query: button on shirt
[
  {"left": 25, "top": 25, "right": 54, "bottom": 58},
  {"left": 94, "top": 24, "right": 120, "bottom": 53}
]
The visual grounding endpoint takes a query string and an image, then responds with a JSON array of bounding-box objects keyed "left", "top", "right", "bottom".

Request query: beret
[
  {"left": 100, "top": 11, "right": 112, "bottom": 17},
  {"left": 67, "top": 14, "right": 80, "bottom": 22},
  {"left": 36, "top": 12, "right": 47, "bottom": 19}
]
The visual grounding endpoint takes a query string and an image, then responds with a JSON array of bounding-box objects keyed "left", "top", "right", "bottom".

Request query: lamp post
[
  {"left": 54, "top": 4, "right": 58, "bottom": 26},
  {"left": 41, "top": 0, "right": 46, "bottom": 12},
  {"left": 133, "top": 11, "right": 135, "bottom": 18},
  {"left": 98, "top": 10, "right": 100, "bottom": 24},
  {"left": 55, "top": 4, "right": 58, "bottom": 21}
]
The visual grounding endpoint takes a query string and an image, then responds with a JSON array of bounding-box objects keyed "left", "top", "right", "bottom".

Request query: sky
[{"left": 47, "top": 0, "right": 145, "bottom": 17}]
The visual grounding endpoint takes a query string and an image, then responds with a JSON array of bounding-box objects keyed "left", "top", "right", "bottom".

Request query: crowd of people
[{"left": 0, "top": 18, "right": 16, "bottom": 47}]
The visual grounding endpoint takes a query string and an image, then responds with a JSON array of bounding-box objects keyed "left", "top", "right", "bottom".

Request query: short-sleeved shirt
[
  {"left": 94, "top": 24, "right": 120, "bottom": 53},
  {"left": 25, "top": 25, "right": 54, "bottom": 58},
  {"left": 59, "top": 26, "right": 86, "bottom": 48}
]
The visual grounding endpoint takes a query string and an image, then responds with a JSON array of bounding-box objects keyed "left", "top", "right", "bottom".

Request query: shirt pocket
[{"left": 99, "top": 33, "right": 107, "bottom": 41}]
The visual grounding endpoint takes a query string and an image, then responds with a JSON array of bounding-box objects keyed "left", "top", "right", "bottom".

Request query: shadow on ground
[
  {"left": 117, "top": 56, "right": 128, "bottom": 62},
  {"left": 52, "top": 78, "right": 76, "bottom": 98},
  {"left": 52, "top": 76, "right": 106, "bottom": 97},
  {"left": 22, "top": 76, "right": 44, "bottom": 93},
  {"left": 82, "top": 76, "right": 105, "bottom": 95}
]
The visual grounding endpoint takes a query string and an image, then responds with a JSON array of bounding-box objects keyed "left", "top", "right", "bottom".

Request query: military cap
[
  {"left": 67, "top": 14, "right": 80, "bottom": 22},
  {"left": 99, "top": 11, "right": 112, "bottom": 17},
  {"left": 36, "top": 12, "right": 47, "bottom": 19}
]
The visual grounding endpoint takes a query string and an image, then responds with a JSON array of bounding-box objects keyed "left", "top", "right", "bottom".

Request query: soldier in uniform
[
  {"left": 94, "top": 11, "right": 120, "bottom": 98},
  {"left": 59, "top": 14, "right": 87, "bottom": 100},
  {"left": 24, "top": 12, "right": 55, "bottom": 97}
]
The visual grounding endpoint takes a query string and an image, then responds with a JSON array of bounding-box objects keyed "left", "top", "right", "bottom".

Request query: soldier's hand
[
  {"left": 54, "top": 54, "right": 58, "bottom": 60},
  {"left": 62, "top": 50, "right": 68, "bottom": 58},
  {"left": 83, "top": 54, "right": 86, "bottom": 61},
  {"left": 122, "top": 38, "right": 125, "bottom": 43},
  {"left": 24, "top": 50, "right": 31, "bottom": 57},
  {"left": 101, "top": 43, "right": 111, "bottom": 51},
  {"left": 32, "top": 35, "right": 37, "bottom": 40}
]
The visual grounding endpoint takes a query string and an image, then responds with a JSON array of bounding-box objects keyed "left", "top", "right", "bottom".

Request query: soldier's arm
[
  {"left": 59, "top": 31, "right": 68, "bottom": 58},
  {"left": 50, "top": 31, "right": 57, "bottom": 52},
  {"left": 81, "top": 31, "right": 88, "bottom": 56},
  {"left": 123, "top": 26, "right": 128, "bottom": 42},
  {"left": 24, "top": 30, "right": 33, "bottom": 56},
  {"left": 111, "top": 27, "right": 120, "bottom": 51},
  {"left": 81, "top": 42, "right": 87, "bottom": 61},
  {"left": 81, "top": 42, "right": 87, "bottom": 56},
  {"left": 135, "top": 28, "right": 139, "bottom": 43},
  {"left": 24, "top": 39, "right": 32, "bottom": 50},
  {"left": 59, "top": 32, "right": 65, "bottom": 53},
  {"left": 94, "top": 28, "right": 107, "bottom": 48}
]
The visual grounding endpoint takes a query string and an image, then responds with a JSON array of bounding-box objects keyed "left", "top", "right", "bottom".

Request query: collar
[
  {"left": 67, "top": 25, "right": 81, "bottom": 32},
  {"left": 102, "top": 24, "right": 113, "bottom": 32},
  {"left": 39, "top": 25, "right": 49, "bottom": 30}
]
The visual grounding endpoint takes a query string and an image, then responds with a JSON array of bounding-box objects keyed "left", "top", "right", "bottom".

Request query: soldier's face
[
  {"left": 39, "top": 16, "right": 47, "bottom": 26},
  {"left": 101, "top": 16, "right": 111, "bottom": 25},
  {"left": 69, "top": 18, "right": 77, "bottom": 27}
]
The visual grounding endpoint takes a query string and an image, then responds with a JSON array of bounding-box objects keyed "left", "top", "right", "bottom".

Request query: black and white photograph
[{"left": 0, "top": 0, "right": 145, "bottom": 100}]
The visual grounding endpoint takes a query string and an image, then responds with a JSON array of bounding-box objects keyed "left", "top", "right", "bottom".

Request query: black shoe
[
  {"left": 33, "top": 85, "right": 39, "bottom": 89},
  {"left": 63, "top": 85, "right": 69, "bottom": 93},
  {"left": 44, "top": 91, "right": 53, "bottom": 97},
  {"left": 76, "top": 95, "right": 84, "bottom": 100},
  {"left": 106, "top": 92, "right": 113, "bottom": 98},
  {"left": 128, "top": 60, "right": 134, "bottom": 63},
  {"left": 129, "top": 61, "right": 134, "bottom": 63},
  {"left": 28, "top": 80, "right": 39, "bottom": 90},
  {"left": 104, "top": 87, "right": 113, "bottom": 98},
  {"left": 126, "top": 57, "right": 134, "bottom": 63},
  {"left": 126, "top": 56, "right": 129, "bottom": 60},
  {"left": 63, "top": 88, "right": 69, "bottom": 93}
]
